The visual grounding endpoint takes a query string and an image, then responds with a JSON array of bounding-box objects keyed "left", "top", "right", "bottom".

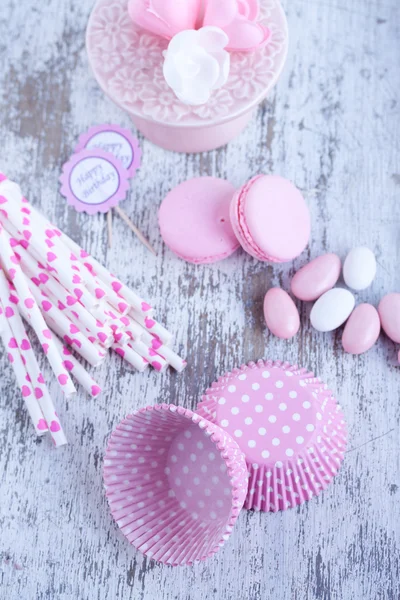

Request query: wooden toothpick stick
[
  {"left": 114, "top": 205, "right": 157, "bottom": 256},
  {"left": 107, "top": 210, "right": 113, "bottom": 248}
]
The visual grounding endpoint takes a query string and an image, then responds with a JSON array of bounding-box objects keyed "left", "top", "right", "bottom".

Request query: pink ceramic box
[{"left": 86, "top": 0, "right": 288, "bottom": 152}]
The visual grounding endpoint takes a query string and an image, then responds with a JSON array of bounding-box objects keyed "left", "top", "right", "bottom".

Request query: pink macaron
[
  {"left": 230, "top": 175, "right": 311, "bottom": 262},
  {"left": 158, "top": 177, "right": 240, "bottom": 264}
]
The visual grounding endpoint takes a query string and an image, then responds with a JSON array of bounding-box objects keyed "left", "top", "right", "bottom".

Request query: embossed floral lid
[{"left": 86, "top": 0, "right": 288, "bottom": 127}]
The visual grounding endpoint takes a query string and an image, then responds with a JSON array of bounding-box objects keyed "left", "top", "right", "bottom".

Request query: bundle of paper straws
[{"left": 0, "top": 176, "right": 186, "bottom": 447}]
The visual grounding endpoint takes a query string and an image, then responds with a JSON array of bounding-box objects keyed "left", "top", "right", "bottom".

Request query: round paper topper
[
  {"left": 75, "top": 124, "right": 141, "bottom": 178},
  {"left": 59, "top": 148, "right": 130, "bottom": 215}
]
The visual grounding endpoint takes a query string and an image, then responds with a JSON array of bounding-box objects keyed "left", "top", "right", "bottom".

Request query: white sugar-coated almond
[
  {"left": 343, "top": 247, "right": 376, "bottom": 291},
  {"left": 310, "top": 288, "right": 355, "bottom": 332}
]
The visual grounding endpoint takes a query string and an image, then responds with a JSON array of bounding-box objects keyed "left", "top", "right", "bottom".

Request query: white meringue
[{"left": 163, "top": 26, "right": 230, "bottom": 106}]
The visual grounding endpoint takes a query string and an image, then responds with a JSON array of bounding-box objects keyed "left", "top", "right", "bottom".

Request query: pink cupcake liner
[
  {"left": 103, "top": 404, "right": 248, "bottom": 566},
  {"left": 197, "top": 359, "right": 347, "bottom": 512}
]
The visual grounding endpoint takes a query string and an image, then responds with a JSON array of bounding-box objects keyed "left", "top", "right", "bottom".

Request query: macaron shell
[
  {"left": 291, "top": 253, "right": 341, "bottom": 301},
  {"left": 159, "top": 177, "right": 239, "bottom": 264},
  {"left": 378, "top": 293, "right": 400, "bottom": 343},
  {"left": 342, "top": 303, "right": 380, "bottom": 354},
  {"left": 229, "top": 177, "right": 276, "bottom": 262},
  {"left": 263, "top": 288, "right": 300, "bottom": 339},
  {"left": 231, "top": 175, "right": 311, "bottom": 262}
]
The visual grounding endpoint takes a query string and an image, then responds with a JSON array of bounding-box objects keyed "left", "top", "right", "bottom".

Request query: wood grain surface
[{"left": 0, "top": 0, "right": 399, "bottom": 598}]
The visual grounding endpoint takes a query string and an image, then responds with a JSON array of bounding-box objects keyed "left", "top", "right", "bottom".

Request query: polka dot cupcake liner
[
  {"left": 196, "top": 359, "right": 347, "bottom": 512},
  {"left": 103, "top": 404, "right": 248, "bottom": 566}
]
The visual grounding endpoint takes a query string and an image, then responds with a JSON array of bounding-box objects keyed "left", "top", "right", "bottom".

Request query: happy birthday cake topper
[{"left": 60, "top": 125, "right": 155, "bottom": 254}]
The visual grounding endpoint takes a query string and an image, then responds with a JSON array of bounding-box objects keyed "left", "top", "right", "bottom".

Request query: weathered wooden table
[{"left": 0, "top": 1, "right": 399, "bottom": 598}]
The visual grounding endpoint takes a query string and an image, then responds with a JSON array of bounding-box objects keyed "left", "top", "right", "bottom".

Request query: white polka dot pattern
[
  {"left": 197, "top": 359, "right": 347, "bottom": 513},
  {"left": 103, "top": 404, "right": 248, "bottom": 565}
]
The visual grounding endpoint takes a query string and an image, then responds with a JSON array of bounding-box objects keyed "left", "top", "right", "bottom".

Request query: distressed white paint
[{"left": 0, "top": 0, "right": 399, "bottom": 598}]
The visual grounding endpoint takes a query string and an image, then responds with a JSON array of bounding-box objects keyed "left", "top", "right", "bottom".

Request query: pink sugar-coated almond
[
  {"left": 104, "top": 405, "right": 248, "bottom": 566},
  {"left": 378, "top": 293, "right": 400, "bottom": 343},
  {"left": 263, "top": 288, "right": 300, "bottom": 339},
  {"left": 342, "top": 303, "right": 380, "bottom": 354},
  {"left": 291, "top": 253, "right": 341, "bottom": 301}
]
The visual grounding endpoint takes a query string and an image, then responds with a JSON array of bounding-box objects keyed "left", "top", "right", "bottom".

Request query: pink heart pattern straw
[{"left": 0, "top": 175, "right": 186, "bottom": 447}]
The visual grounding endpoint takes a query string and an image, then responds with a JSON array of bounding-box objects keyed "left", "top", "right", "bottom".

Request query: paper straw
[
  {"left": 138, "top": 328, "right": 187, "bottom": 372},
  {"left": 1, "top": 204, "right": 97, "bottom": 312},
  {"left": 53, "top": 336, "right": 102, "bottom": 397},
  {"left": 128, "top": 338, "right": 168, "bottom": 372},
  {"left": 112, "top": 343, "right": 149, "bottom": 372},
  {"left": 38, "top": 285, "right": 113, "bottom": 349},
  {"left": 0, "top": 178, "right": 22, "bottom": 197},
  {"left": 51, "top": 294, "right": 114, "bottom": 348},
  {"left": 1, "top": 193, "right": 155, "bottom": 317},
  {"left": 85, "top": 276, "right": 130, "bottom": 316},
  {"left": 47, "top": 313, "right": 107, "bottom": 367},
  {"left": 0, "top": 181, "right": 142, "bottom": 315},
  {"left": 122, "top": 315, "right": 143, "bottom": 340},
  {"left": 27, "top": 283, "right": 105, "bottom": 368},
  {"left": 0, "top": 271, "right": 67, "bottom": 446},
  {"left": 0, "top": 230, "right": 76, "bottom": 396},
  {"left": 130, "top": 310, "right": 172, "bottom": 345},
  {"left": 101, "top": 303, "right": 130, "bottom": 346},
  {"left": 14, "top": 241, "right": 114, "bottom": 345},
  {"left": 0, "top": 298, "right": 47, "bottom": 436},
  {"left": 16, "top": 276, "right": 106, "bottom": 369},
  {"left": 58, "top": 232, "right": 154, "bottom": 315}
]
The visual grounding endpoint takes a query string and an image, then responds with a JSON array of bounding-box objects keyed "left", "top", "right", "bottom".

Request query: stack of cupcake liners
[
  {"left": 104, "top": 360, "right": 347, "bottom": 565},
  {"left": 197, "top": 360, "right": 347, "bottom": 512}
]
